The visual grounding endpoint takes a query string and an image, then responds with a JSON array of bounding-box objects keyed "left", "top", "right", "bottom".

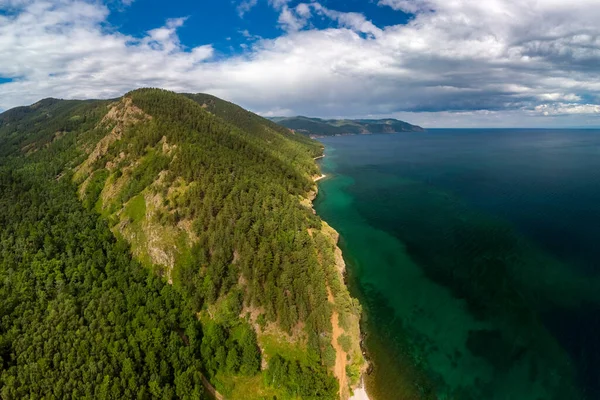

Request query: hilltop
[
  {"left": 270, "top": 116, "right": 424, "bottom": 137},
  {"left": 0, "top": 89, "right": 365, "bottom": 399}
]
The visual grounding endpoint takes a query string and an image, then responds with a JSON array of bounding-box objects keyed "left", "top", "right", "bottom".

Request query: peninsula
[{"left": 270, "top": 116, "right": 424, "bottom": 138}]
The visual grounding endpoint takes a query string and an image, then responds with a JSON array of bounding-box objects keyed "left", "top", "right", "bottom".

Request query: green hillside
[
  {"left": 270, "top": 116, "right": 425, "bottom": 137},
  {"left": 183, "top": 93, "right": 319, "bottom": 151},
  {"left": 0, "top": 89, "right": 364, "bottom": 399}
]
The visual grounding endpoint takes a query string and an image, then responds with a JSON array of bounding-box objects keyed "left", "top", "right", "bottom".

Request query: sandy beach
[{"left": 349, "top": 384, "right": 370, "bottom": 400}]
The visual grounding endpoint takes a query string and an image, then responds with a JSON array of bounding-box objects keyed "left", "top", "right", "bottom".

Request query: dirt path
[
  {"left": 329, "top": 290, "right": 349, "bottom": 400},
  {"left": 201, "top": 374, "right": 224, "bottom": 400}
]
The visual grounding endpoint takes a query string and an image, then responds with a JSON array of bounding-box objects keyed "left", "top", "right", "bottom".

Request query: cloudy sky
[{"left": 1, "top": 0, "right": 600, "bottom": 127}]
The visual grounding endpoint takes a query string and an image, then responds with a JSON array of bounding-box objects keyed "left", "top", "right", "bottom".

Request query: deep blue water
[{"left": 314, "top": 129, "right": 600, "bottom": 399}]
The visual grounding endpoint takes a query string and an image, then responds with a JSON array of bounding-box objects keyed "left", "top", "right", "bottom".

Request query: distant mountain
[{"left": 270, "top": 116, "right": 425, "bottom": 137}]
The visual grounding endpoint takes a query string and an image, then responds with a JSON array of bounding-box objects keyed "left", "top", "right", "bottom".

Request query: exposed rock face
[{"left": 74, "top": 97, "right": 151, "bottom": 182}]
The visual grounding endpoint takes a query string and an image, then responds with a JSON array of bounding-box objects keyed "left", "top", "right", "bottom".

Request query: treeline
[
  {"left": 265, "top": 355, "right": 338, "bottom": 399},
  {"left": 200, "top": 320, "right": 260, "bottom": 378}
]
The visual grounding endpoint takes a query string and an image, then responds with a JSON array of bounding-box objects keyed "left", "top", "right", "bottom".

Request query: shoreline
[
  {"left": 309, "top": 130, "right": 425, "bottom": 139},
  {"left": 312, "top": 153, "right": 372, "bottom": 400},
  {"left": 349, "top": 382, "right": 370, "bottom": 400}
]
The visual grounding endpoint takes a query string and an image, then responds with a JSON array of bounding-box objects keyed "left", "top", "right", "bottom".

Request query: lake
[{"left": 314, "top": 130, "right": 600, "bottom": 400}]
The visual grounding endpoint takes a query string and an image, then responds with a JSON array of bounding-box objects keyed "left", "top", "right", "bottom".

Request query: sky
[{"left": 1, "top": 0, "right": 600, "bottom": 127}]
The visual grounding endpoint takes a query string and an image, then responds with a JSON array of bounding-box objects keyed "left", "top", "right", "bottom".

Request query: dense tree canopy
[
  {"left": 0, "top": 166, "right": 207, "bottom": 399},
  {"left": 0, "top": 89, "right": 342, "bottom": 399}
]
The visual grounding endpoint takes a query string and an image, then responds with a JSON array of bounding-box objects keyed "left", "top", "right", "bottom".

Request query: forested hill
[
  {"left": 183, "top": 93, "right": 318, "bottom": 148},
  {"left": 0, "top": 89, "right": 365, "bottom": 399},
  {"left": 270, "top": 116, "right": 425, "bottom": 137}
]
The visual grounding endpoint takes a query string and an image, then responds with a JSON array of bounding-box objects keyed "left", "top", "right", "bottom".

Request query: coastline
[
  {"left": 311, "top": 153, "right": 372, "bottom": 400},
  {"left": 305, "top": 132, "right": 600, "bottom": 400},
  {"left": 349, "top": 384, "right": 370, "bottom": 400},
  {"left": 308, "top": 130, "right": 425, "bottom": 139}
]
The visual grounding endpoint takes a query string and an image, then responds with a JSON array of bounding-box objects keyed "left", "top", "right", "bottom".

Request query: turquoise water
[{"left": 313, "top": 130, "right": 600, "bottom": 400}]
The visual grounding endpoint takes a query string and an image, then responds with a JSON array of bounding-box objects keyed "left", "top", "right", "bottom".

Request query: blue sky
[
  {"left": 106, "top": 0, "right": 410, "bottom": 56},
  {"left": 1, "top": 0, "right": 600, "bottom": 127}
]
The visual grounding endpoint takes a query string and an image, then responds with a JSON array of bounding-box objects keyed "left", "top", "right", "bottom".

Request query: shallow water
[{"left": 314, "top": 130, "right": 600, "bottom": 400}]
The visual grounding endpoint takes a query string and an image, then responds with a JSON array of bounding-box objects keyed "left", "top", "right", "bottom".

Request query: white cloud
[
  {"left": 277, "top": 5, "right": 308, "bottom": 32},
  {"left": 378, "top": 0, "right": 433, "bottom": 14},
  {"left": 313, "top": 4, "right": 382, "bottom": 37},
  {"left": 268, "top": 0, "right": 291, "bottom": 9},
  {"left": 236, "top": 0, "right": 257, "bottom": 18},
  {"left": 535, "top": 103, "right": 600, "bottom": 116},
  {"left": 295, "top": 3, "right": 311, "bottom": 18},
  {"left": 238, "top": 29, "right": 262, "bottom": 41},
  {"left": 538, "top": 93, "right": 582, "bottom": 102},
  {"left": 1, "top": 0, "right": 600, "bottom": 126},
  {"left": 258, "top": 107, "right": 294, "bottom": 117}
]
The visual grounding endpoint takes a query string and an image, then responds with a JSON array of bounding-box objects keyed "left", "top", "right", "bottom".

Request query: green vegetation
[
  {"left": 260, "top": 334, "right": 311, "bottom": 366},
  {"left": 270, "top": 115, "right": 425, "bottom": 137},
  {"left": 119, "top": 150, "right": 170, "bottom": 204},
  {"left": 0, "top": 156, "right": 206, "bottom": 399},
  {"left": 183, "top": 93, "right": 320, "bottom": 158},
  {"left": 124, "top": 194, "right": 147, "bottom": 222},
  {"left": 0, "top": 88, "right": 354, "bottom": 398},
  {"left": 82, "top": 168, "right": 109, "bottom": 210},
  {"left": 338, "top": 335, "right": 352, "bottom": 353},
  {"left": 200, "top": 319, "right": 260, "bottom": 378},
  {"left": 264, "top": 355, "right": 338, "bottom": 399},
  {"left": 0, "top": 98, "right": 110, "bottom": 158}
]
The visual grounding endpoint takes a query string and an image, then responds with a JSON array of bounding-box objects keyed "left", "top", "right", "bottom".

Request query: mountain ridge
[
  {"left": 0, "top": 89, "right": 366, "bottom": 399},
  {"left": 270, "top": 115, "right": 425, "bottom": 137}
]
